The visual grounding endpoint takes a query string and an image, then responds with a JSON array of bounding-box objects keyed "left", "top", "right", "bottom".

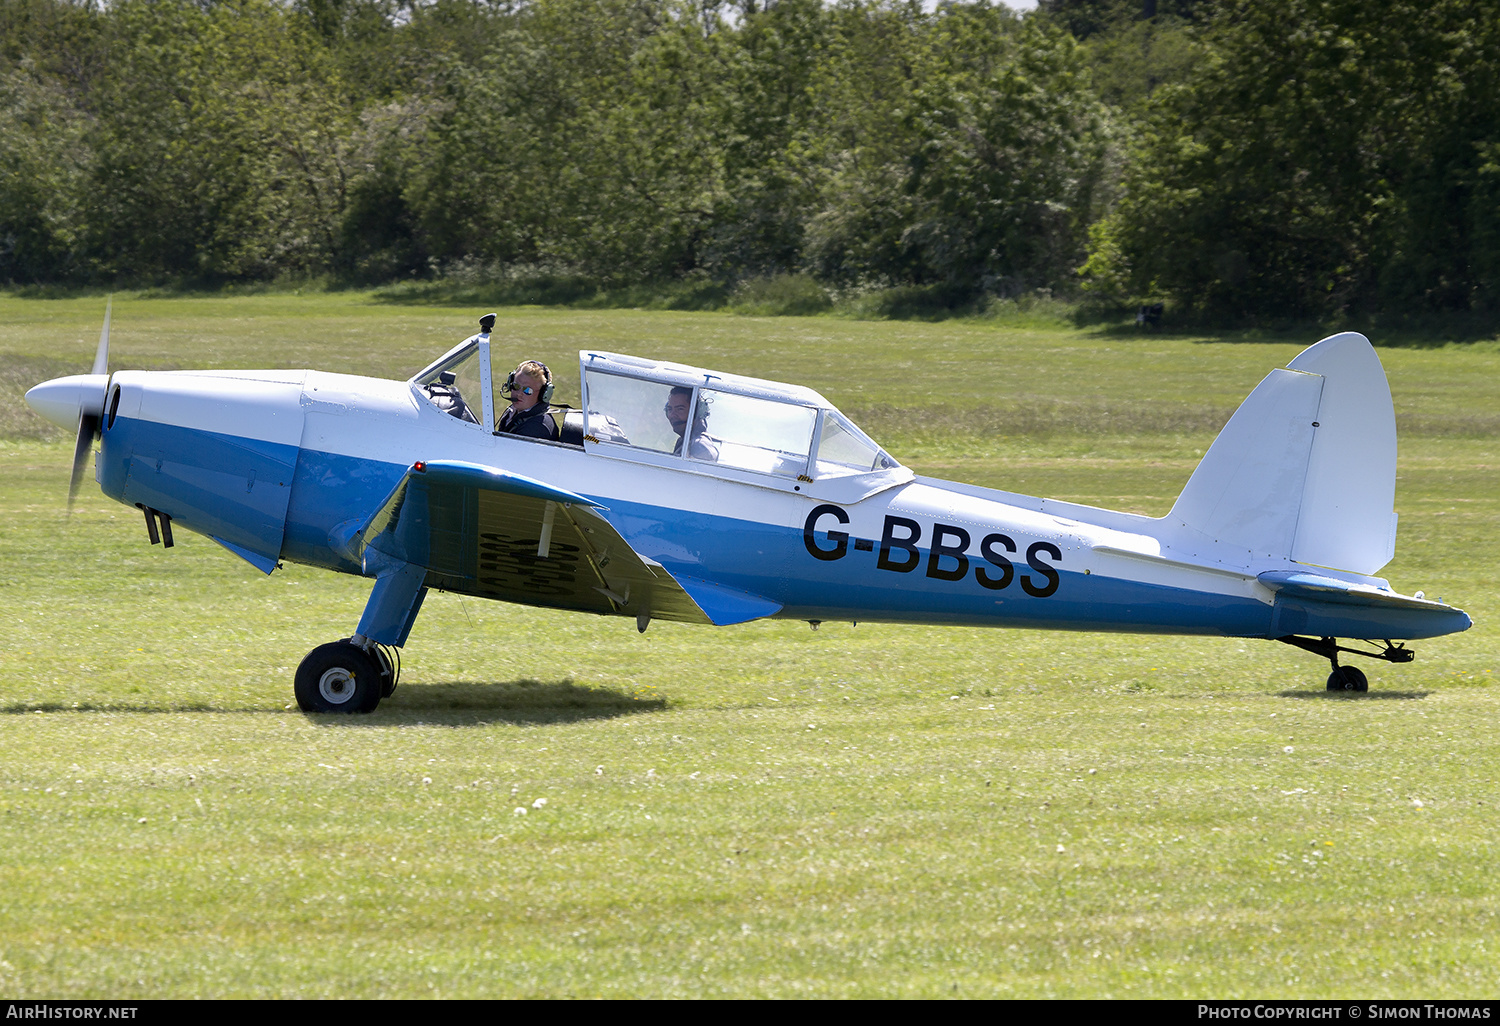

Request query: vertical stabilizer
[{"left": 1166, "top": 333, "right": 1397, "bottom": 575}]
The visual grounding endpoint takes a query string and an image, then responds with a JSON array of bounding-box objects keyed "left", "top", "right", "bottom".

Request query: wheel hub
[{"left": 318, "top": 666, "right": 357, "bottom": 704}]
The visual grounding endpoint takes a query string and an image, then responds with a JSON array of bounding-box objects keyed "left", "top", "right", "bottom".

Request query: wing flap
[{"left": 672, "top": 575, "right": 785, "bottom": 626}]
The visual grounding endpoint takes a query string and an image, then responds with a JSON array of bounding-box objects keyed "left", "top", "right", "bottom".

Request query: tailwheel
[
  {"left": 295, "top": 640, "right": 384, "bottom": 713},
  {"left": 1326, "top": 665, "right": 1369, "bottom": 692},
  {"left": 1279, "top": 636, "right": 1408, "bottom": 693}
]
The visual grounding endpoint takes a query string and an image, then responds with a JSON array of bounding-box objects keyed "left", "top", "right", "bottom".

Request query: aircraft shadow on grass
[
  {"left": 1276, "top": 689, "right": 1430, "bottom": 701},
  {"left": 2, "top": 701, "right": 248, "bottom": 715},
  {"left": 321, "top": 678, "right": 669, "bottom": 726},
  {"left": 3, "top": 681, "right": 666, "bottom": 724}
]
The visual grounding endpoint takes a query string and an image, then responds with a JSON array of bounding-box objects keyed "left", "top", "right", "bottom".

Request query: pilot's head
[
  {"left": 665, "top": 386, "right": 693, "bottom": 437},
  {"left": 506, "top": 360, "right": 550, "bottom": 412}
]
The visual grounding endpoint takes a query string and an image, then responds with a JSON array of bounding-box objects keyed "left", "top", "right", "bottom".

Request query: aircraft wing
[{"left": 352, "top": 460, "right": 781, "bottom": 626}]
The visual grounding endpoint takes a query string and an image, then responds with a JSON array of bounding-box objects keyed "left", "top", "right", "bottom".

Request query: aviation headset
[{"left": 504, "top": 361, "right": 554, "bottom": 405}]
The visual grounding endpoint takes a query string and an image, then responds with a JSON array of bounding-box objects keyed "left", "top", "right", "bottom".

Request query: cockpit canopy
[{"left": 411, "top": 337, "right": 901, "bottom": 490}]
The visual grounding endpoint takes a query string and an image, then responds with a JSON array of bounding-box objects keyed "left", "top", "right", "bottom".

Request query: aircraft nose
[{"left": 24, "top": 374, "right": 110, "bottom": 430}]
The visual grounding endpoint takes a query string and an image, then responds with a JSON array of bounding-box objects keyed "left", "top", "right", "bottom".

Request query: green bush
[{"left": 729, "top": 274, "right": 831, "bottom": 316}]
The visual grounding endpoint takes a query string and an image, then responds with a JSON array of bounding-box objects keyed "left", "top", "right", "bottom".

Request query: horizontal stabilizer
[
  {"left": 1259, "top": 569, "right": 1472, "bottom": 640},
  {"left": 1258, "top": 570, "right": 1458, "bottom": 612}
]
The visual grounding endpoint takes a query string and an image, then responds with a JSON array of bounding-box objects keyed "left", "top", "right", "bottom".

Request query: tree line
[{"left": 3, "top": 0, "right": 1499, "bottom": 322}]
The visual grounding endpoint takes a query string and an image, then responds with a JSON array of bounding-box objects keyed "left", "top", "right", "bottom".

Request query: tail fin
[{"left": 1167, "top": 333, "right": 1397, "bottom": 575}]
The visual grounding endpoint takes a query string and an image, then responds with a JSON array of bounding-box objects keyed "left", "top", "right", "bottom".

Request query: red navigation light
[{"left": 413, "top": 461, "right": 427, "bottom": 473}]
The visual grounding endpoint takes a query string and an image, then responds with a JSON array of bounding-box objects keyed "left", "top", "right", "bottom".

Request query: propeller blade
[
  {"left": 68, "top": 410, "right": 101, "bottom": 510},
  {"left": 91, "top": 297, "right": 111, "bottom": 376},
  {"left": 66, "top": 300, "right": 112, "bottom": 510}
]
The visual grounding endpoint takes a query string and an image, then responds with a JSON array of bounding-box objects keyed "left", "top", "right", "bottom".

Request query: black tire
[
  {"left": 1326, "top": 666, "right": 1369, "bottom": 692},
  {"left": 295, "top": 641, "right": 384, "bottom": 713},
  {"left": 373, "top": 646, "right": 398, "bottom": 698}
]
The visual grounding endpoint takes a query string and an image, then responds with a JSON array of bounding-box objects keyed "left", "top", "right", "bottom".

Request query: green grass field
[{"left": 1, "top": 292, "right": 1497, "bottom": 997}]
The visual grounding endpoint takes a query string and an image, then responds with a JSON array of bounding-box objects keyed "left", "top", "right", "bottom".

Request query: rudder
[{"left": 1167, "top": 333, "right": 1397, "bottom": 575}]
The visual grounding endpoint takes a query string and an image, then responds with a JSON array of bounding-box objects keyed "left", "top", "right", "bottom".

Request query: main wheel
[
  {"left": 1326, "top": 665, "right": 1369, "bottom": 692},
  {"left": 295, "top": 641, "right": 384, "bottom": 713}
]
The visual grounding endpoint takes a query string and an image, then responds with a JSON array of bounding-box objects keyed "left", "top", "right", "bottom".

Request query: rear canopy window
[
  {"left": 697, "top": 389, "right": 816, "bottom": 476},
  {"left": 585, "top": 370, "right": 818, "bottom": 477},
  {"left": 583, "top": 372, "right": 680, "bottom": 453}
]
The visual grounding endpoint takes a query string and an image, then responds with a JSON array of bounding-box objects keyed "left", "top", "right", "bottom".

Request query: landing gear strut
[
  {"left": 1276, "top": 635, "right": 1414, "bottom": 693},
  {"left": 294, "top": 637, "right": 399, "bottom": 713}
]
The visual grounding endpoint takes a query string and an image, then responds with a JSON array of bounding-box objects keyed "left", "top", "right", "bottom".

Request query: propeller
[
  {"left": 66, "top": 299, "right": 112, "bottom": 508},
  {"left": 23, "top": 300, "right": 114, "bottom": 510}
]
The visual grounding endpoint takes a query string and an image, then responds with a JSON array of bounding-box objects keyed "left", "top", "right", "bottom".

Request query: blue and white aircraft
[{"left": 26, "top": 311, "right": 1471, "bottom": 712}]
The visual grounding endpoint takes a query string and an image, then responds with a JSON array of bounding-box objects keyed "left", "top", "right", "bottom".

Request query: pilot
[
  {"left": 496, "top": 360, "right": 559, "bottom": 440},
  {"left": 665, "top": 386, "right": 718, "bottom": 460}
]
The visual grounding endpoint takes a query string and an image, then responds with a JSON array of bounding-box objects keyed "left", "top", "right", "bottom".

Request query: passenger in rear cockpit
[
  {"left": 665, "top": 386, "right": 719, "bottom": 461},
  {"left": 496, "top": 360, "right": 560, "bottom": 441}
]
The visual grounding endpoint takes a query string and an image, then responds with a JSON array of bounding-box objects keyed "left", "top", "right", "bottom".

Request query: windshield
[{"left": 415, "top": 340, "right": 485, "bottom": 426}]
